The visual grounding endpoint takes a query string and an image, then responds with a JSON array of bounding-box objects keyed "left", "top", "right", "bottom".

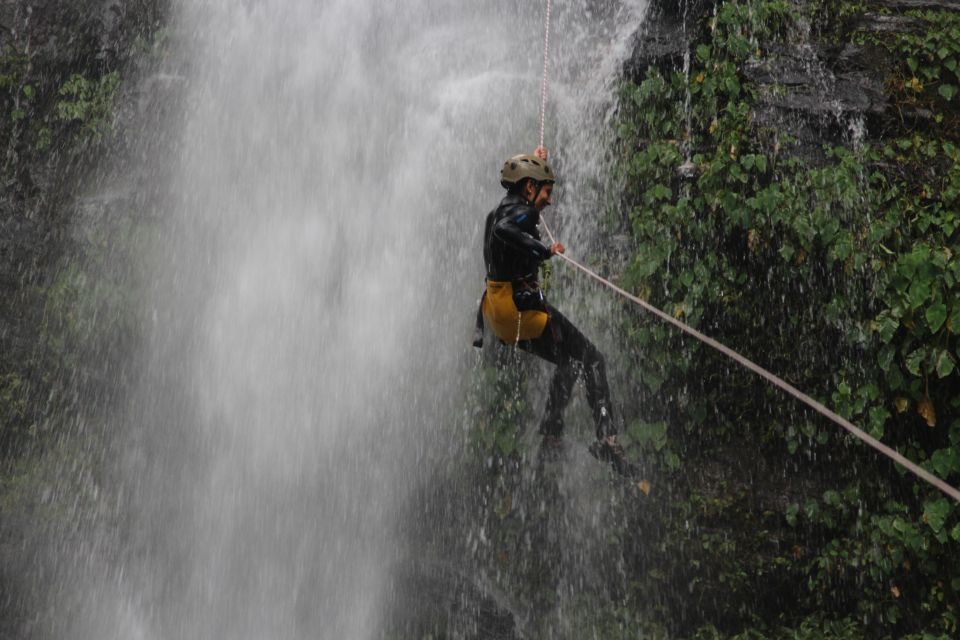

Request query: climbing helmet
[{"left": 500, "top": 154, "right": 556, "bottom": 189}]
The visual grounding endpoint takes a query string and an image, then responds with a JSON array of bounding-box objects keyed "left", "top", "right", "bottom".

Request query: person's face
[{"left": 523, "top": 181, "right": 554, "bottom": 211}]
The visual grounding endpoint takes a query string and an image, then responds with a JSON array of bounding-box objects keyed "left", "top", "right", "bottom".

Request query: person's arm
[{"left": 492, "top": 207, "right": 553, "bottom": 261}]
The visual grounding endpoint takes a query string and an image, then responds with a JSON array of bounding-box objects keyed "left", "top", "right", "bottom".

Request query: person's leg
[
  {"left": 521, "top": 306, "right": 634, "bottom": 476},
  {"left": 519, "top": 321, "right": 575, "bottom": 438},
  {"left": 520, "top": 305, "right": 616, "bottom": 439},
  {"left": 542, "top": 306, "right": 615, "bottom": 439},
  {"left": 540, "top": 360, "right": 577, "bottom": 437}
]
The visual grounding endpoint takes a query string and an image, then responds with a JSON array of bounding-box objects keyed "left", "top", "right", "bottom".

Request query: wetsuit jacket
[
  {"left": 483, "top": 193, "right": 552, "bottom": 282},
  {"left": 473, "top": 194, "right": 552, "bottom": 347}
]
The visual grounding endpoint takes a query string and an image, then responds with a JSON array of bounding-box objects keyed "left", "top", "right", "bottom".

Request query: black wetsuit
[{"left": 480, "top": 193, "right": 616, "bottom": 439}]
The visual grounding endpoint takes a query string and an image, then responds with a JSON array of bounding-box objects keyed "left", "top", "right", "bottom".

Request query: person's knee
[{"left": 584, "top": 347, "right": 605, "bottom": 371}]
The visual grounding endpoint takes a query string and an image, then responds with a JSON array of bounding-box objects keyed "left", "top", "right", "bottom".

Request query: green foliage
[
  {"left": 855, "top": 10, "right": 960, "bottom": 129},
  {"left": 40, "top": 215, "right": 148, "bottom": 379},
  {"left": 611, "top": 0, "right": 960, "bottom": 636},
  {"left": 892, "top": 13, "right": 960, "bottom": 95},
  {"left": 130, "top": 27, "right": 171, "bottom": 59},
  {"left": 55, "top": 72, "right": 121, "bottom": 145},
  {"left": 0, "top": 373, "right": 35, "bottom": 448},
  {"left": 0, "top": 53, "right": 29, "bottom": 138},
  {"left": 692, "top": 615, "right": 862, "bottom": 639},
  {"left": 467, "top": 353, "right": 528, "bottom": 459}
]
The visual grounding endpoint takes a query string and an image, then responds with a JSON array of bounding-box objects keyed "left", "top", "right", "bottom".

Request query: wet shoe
[
  {"left": 594, "top": 404, "right": 616, "bottom": 440},
  {"left": 589, "top": 436, "right": 635, "bottom": 478}
]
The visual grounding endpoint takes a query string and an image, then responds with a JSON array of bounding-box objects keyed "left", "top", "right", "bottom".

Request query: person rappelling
[{"left": 473, "top": 146, "right": 633, "bottom": 477}]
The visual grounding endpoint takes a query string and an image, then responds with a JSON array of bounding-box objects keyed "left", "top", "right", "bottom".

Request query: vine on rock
[{"left": 612, "top": 0, "right": 960, "bottom": 636}]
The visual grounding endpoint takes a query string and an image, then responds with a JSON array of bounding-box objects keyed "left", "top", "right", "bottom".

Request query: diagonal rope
[
  {"left": 538, "top": 0, "right": 553, "bottom": 150},
  {"left": 539, "top": 214, "right": 960, "bottom": 504}
]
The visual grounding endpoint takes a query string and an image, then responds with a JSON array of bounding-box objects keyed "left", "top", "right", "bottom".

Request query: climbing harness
[{"left": 539, "top": 216, "right": 960, "bottom": 504}]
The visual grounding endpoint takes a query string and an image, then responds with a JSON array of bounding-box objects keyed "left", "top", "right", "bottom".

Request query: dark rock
[
  {"left": 0, "top": 1, "right": 172, "bottom": 634},
  {"left": 745, "top": 45, "right": 888, "bottom": 116},
  {"left": 870, "top": 0, "right": 960, "bottom": 11},
  {"left": 624, "top": 0, "right": 717, "bottom": 80},
  {"left": 385, "top": 558, "right": 521, "bottom": 640},
  {"left": 740, "top": 42, "right": 889, "bottom": 163},
  {"left": 853, "top": 13, "right": 929, "bottom": 33}
]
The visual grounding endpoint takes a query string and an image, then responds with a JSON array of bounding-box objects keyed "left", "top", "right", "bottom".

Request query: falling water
[{"left": 52, "top": 1, "right": 647, "bottom": 638}]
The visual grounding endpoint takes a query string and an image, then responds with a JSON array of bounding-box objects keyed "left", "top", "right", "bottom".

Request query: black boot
[
  {"left": 589, "top": 435, "right": 635, "bottom": 478},
  {"left": 594, "top": 402, "right": 616, "bottom": 440}
]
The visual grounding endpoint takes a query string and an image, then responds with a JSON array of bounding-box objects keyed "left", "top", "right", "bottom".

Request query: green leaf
[
  {"left": 664, "top": 451, "right": 681, "bottom": 470},
  {"left": 652, "top": 183, "right": 672, "bottom": 201},
  {"left": 923, "top": 498, "right": 952, "bottom": 534},
  {"left": 723, "top": 76, "right": 741, "bottom": 97},
  {"left": 696, "top": 44, "right": 712, "bottom": 63},
  {"left": 936, "top": 350, "right": 956, "bottom": 378},
  {"left": 877, "top": 313, "right": 899, "bottom": 343},
  {"left": 938, "top": 46, "right": 951, "bottom": 60},
  {"left": 878, "top": 345, "right": 895, "bottom": 372},
  {"left": 909, "top": 278, "right": 931, "bottom": 309},
  {"left": 878, "top": 516, "right": 895, "bottom": 537},
  {"left": 886, "top": 605, "right": 900, "bottom": 625},
  {"left": 627, "top": 420, "right": 668, "bottom": 451},
  {"left": 930, "top": 448, "right": 959, "bottom": 477},
  {"left": 785, "top": 503, "right": 799, "bottom": 527},
  {"left": 939, "top": 84, "right": 959, "bottom": 101},
  {"left": 495, "top": 431, "right": 516, "bottom": 456},
  {"left": 952, "top": 522, "right": 960, "bottom": 542},
  {"left": 926, "top": 302, "right": 948, "bottom": 332},
  {"left": 906, "top": 348, "right": 927, "bottom": 376},
  {"left": 949, "top": 307, "right": 960, "bottom": 333},
  {"left": 823, "top": 490, "right": 842, "bottom": 507},
  {"left": 907, "top": 56, "right": 919, "bottom": 72},
  {"left": 868, "top": 405, "right": 889, "bottom": 439}
]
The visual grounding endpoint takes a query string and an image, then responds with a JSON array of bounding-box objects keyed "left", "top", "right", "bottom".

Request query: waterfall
[{"left": 59, "top": 1, "right": 647, "bottom": 638}]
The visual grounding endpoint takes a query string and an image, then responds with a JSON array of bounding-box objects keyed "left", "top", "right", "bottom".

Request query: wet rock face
[
  {"left": 624, "top": 0, "right": 714, "bottom": 74},
  {"left": 624, "top": 0, "right": 950, "bottom": 164},
  {"left": 0, "top": 0, "right": 154, "bottom": 69},
  {"left": 874, "top": 0, "right": 960, "bottom": 10},
  {"left": 0, "top": 4, "right": 171, "bottom": 635},
  {"left": 385, "top": 558, "right": 521, "bottom": 640},
  {"left": 743, "top": 43, "right": 889, "bottom": 162},
  {"left": 0, "top": 0, "right": 167, "bottom": 372}
]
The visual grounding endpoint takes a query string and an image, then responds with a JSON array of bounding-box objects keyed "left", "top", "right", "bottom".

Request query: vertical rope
[{"left": 538, "top": 0, "right": 553, "bottom": 150}]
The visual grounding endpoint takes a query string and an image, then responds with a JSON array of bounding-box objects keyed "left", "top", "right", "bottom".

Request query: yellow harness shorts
[{"left": 482, "top": 280, "right": 548, "bottom": 343}]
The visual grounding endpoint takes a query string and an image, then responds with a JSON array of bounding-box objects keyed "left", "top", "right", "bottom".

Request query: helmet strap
[{"left": 525, "top": 180, "right": 543, "bottom": 207}]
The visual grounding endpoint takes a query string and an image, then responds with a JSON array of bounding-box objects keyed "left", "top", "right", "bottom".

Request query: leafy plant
[
  {"left": 610, "top": 0, "right": 960, "bottom": 636},
  {"left": 55, "top": 72, "right": 121, "bottom": 144}
]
